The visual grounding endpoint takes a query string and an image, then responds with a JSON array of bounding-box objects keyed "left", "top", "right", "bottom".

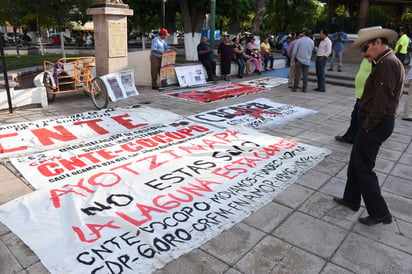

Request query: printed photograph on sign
[
  {"left": 174, "top": 65, "right": 207, "bottom": 87},
  {"left": 100, "top": 70, "right": 139, "bottom": 101},
  {"left": 165, "top": 83, "right": 267, "bottom": 103}
]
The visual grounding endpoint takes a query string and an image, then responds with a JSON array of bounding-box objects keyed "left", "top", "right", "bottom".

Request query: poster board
[
  {"left": 174, "top": 65, "right": 207, "bottom": 87},
  {"left": 159, "top": 51, "right": 177, "bottom": 81},
  {"left": 100, "top": 70, "right": 139, "bottom": 102}
]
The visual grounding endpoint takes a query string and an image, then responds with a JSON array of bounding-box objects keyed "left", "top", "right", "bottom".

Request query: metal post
[
  {"left": 0, "top": 42, "right": 13, "bottom": 114},
  {"left": 162, "top": 0, "right": 167, "bottom": 29},
  {"left": 210, "top": 0, "right": 216, "bottom": 60}
]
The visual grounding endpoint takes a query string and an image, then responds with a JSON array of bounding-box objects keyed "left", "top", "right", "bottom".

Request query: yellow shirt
[
  {"left": 260, "top": 42, "right": 271, "bottom": 54},
  {"left": 395, "top": 34, "right": 409, "bottom": 54}
]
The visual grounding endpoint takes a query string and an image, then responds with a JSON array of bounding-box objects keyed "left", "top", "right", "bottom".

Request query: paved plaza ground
[{"left": 0, "top": 61, "right": 411, "bottom": 273}]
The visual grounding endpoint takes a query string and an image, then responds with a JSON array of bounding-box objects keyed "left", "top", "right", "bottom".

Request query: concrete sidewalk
[{"left": 0, "top": 61, "right": 411, "bottom": 273}]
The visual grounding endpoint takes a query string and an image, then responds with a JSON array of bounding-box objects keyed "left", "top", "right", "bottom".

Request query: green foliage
[
  {"left": 262, "top": 0, "right": 322, "bottom": 34},
  {"left": 0, "top": 54, "right": 84, "bottom": 72}
]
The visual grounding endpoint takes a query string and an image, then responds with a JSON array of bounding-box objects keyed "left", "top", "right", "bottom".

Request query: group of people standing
[{"left": 286, "top": 27, "right": 347, "bottom": 93}]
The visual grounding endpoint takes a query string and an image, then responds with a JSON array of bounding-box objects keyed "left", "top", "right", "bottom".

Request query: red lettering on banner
[
  {"left": 152, "top": 134, "right": 174, "bottom": 143},
  {"left": 279, "top": 139, "right": 298, "bottom": 148},
  {"left": 110, "top": 162, "right": 141, "bottom": 175},
  {"left": 88, "top": 172, "right": 121, "bottom": 187},
  {"left": 120, "top": 142, "right": 143, "bottom": 152},
  {"left": 136, "top": 155, "right": 169, "bottom": 170},
  {"left": 212, "top": 165, "right": 248, "bottom": 179},
  {"left": 72, "top": 221, "right": 121, "bottom": 243},
  {"left": 96, "top": 149, "right": 119, "bottom": 160},
  {"left": 153, "top": 195, "right": 181, "bottom": 210},
  {"left": 202, "top": 139, "right": 228, "bottom": 149},
  {"left": 117, "top": 179, "right": 221, "bottom": 226},
  {"left": 73, "top": 119, "right": 109, "bottom": 134},
  {"left": 111, "top": 114, "right": 148, "bottom": 129},
  {"left": 31, "top": 126, "right": 77, "bottom": 146},
  {"left": 0, "top": 133, "right": 28, "bottom": 153},
  {"left": 50, "top": 178, "right": 95, "bottom": 208},
  {"left": 38, "top": 162, "right": 65, "bottom": 176},
  {"left": 77, "top": 152, "right": 102, "bottom": 163},
  {"left": 59, "top": 157, "right": 87, "bottom": 171},
  {"left": 50, "top": 188, "right": 88, "bottom": 208},
  {"left": 231, "top": 157, "right": 261, "bottom": 168}
]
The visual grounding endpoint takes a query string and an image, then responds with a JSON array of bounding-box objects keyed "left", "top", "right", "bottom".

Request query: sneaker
[
  {"left": 327, "top": 68, "right": 333, "bottom": 71},
  {"left": 338, "top": 69, "right": 342, "bottom": 72}
]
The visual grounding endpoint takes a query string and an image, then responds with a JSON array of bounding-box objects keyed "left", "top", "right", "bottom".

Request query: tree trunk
[
  {"left": 251, "top": 0, "right": 265, "bottom": 35},
  {"left": 178, "top": 0, "right": 207, "bottom": 61}
]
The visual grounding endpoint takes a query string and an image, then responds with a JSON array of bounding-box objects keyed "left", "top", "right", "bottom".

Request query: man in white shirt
[
  {"left": 314, "top": 29, "right": 332, "bottom": 92},
  {"left": 291, "top": 29, "right": 314, "bottom": 93}
]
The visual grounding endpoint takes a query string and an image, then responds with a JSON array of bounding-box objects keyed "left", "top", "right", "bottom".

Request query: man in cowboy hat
[{"left": 333, "top": 26, "right": 405, "bottom": 226}]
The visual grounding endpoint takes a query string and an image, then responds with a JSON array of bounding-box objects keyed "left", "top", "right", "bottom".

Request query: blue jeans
[
  {"left": 235, "top": 58, "right": 245, "bottom": 76},
  {"left": 315, "top": 56, "right": 327, "bottom": 90},
  {"left": 263, "top": 54, "right": 274, "bottom": 69}
]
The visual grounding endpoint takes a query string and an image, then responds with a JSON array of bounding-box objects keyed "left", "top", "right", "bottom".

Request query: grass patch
[{"left": 0, "top": 54, "right": 84, "bottom": 72}]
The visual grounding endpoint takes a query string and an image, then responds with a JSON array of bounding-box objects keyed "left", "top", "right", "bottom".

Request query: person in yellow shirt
[
  {"left": 394, "top": 27, "right": 409, "bottom": 64},
  {"left": 260, "top": 36, "right": 274, "bottom": 71}
]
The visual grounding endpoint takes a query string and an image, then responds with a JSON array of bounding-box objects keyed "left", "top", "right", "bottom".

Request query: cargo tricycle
[{"left": 43, "top": 56, "right": 109, "bottom": 109}]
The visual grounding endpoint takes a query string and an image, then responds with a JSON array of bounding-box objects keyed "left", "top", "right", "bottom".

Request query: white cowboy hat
[{"left": 351, "top": 26, "right": 397, "bottom": 49}]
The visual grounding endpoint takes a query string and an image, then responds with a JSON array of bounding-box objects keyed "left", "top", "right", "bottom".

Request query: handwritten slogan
[
  {"left": 0, "top": 120, "right": 330, "bottom": 274},
  {"left": 165, "top": 83, "right": 267, "bottom": 103},
  {"left": 188, "top": 98, "right": 316, "bottom": 130},
  {"left": 0, "top": 105, "right": 181, "bottom": 159}
]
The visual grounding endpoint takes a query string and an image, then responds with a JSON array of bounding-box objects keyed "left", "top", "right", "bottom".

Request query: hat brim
[{"left": 351, "top": 28, "right": 397, "bottom": 49}]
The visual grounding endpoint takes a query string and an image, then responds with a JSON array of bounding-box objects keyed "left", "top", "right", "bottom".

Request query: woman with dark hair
[
  {"left": 218, "top": 34, "right": 233, "bottom": 81},
  {"left": 240, "top": 38, "right": 252, "bottom": 74},
  {"left": 246, "top": 37, "right": 262, "bottom": 74},
  {"left": 232, "top": 37, "right": 246, "bottom": 78}
]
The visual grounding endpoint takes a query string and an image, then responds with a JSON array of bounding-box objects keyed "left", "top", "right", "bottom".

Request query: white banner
[
  {"left": 1, "top": 120, "right": 330, "bottom": 274},
  {"left": 239, "top": 77, "right": 288, "bottom": 88},
  {"left": 0, "top": 106, "right": 181, "bottom": 159},
  {"left": 188, "top": 98, "right": 316, "bottom": 131}
]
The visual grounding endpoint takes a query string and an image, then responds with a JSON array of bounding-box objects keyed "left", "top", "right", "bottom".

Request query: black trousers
[
  {"left": 201, "top": 59, "right": 216, "bottom": 81},
  {"left": 343, "top": 112, "right": 393, "bottom": 218},
  {"left": 342, "top": 99, "right": 360, "bottom": 142}
]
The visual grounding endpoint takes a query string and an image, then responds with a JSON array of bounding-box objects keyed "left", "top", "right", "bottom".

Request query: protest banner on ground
[
  {"left": 0, "top": 106, "right": 181, "bottom": 159},
  {"left": 164, "top": 83, "right": 267, "bottom": 103},
  {"left": 239, "top": 77, "right": 288, "bottom": 88},
  {"left": 188, "top": 98, "right": 316, "bottom": 130},
  {"left": 1, "top": 120, "right": 330, "bottom": 274}
]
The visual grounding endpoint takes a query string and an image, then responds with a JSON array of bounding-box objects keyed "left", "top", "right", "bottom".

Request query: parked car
[
  {"left": 48, "top": 33, "right": 72, "bottom": 43},
  {"left": 4, "top": 32, "right": 23, "bottom": 42}
]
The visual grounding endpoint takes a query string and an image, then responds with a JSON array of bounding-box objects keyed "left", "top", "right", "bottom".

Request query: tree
[
  {"left": 178, "top": 0, "right": 209, "bottom": 61},
  {"left": 215, "top": 0, "right": 256, "bottom": 35},
  {"left": 251, "top": 0, "right": 266, "bottom": 35}
]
